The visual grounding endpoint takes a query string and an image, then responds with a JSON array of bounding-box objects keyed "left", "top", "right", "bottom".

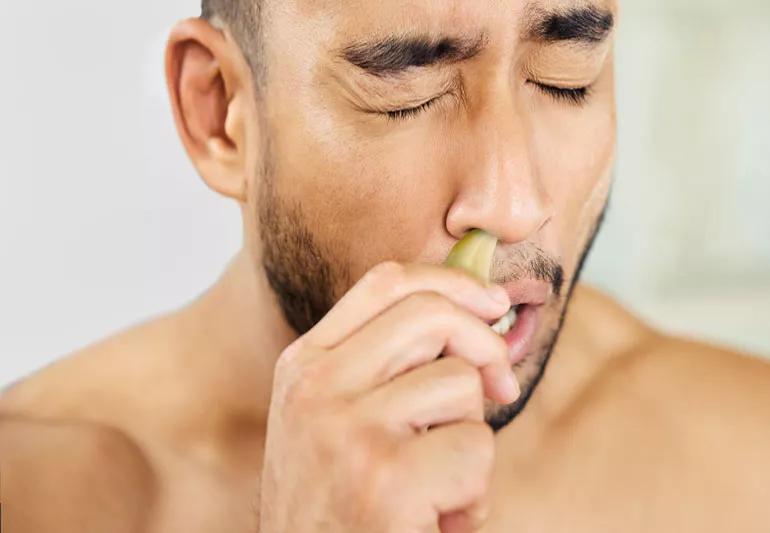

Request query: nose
[{"left": 445, "top": 88, "right": 553, "bottom": 245}]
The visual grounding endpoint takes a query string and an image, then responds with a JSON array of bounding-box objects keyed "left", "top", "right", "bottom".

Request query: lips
[
  {"left": 502, "top": 304, "right": 540, "bottom": 364},
  {"left": 500, "top": 279, "right": 550, "bottom": 308},
  {"left": 488, "top": 280, "right": 550, "bottom": 363},
  {"left": 440, "top": 228, "right": 548, "bottom": 365}
]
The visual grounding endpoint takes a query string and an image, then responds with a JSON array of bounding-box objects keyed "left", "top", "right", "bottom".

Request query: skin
[{"left": 2, "top": 0, "right": 770, "bottom": 531}]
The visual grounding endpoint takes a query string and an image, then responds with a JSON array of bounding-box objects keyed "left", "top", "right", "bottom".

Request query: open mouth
[
  {"left": 489, "top": 303, "right": 540, "bottom": 364},
  {"left": 490, "top": 304, "right": 523, "bottom": 335},
  {"left": 440, "top": 228, "right": 545, "bottom": 358}
]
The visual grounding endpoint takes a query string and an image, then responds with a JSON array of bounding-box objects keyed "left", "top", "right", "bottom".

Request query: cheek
[
  {"left": 267, "top": 107, "right": 457, "bottom": 282},
  {"left": 534, "top": 97, "right": 616, "bottom": 270}
]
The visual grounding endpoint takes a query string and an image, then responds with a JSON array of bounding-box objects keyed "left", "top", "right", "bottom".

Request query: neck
[
  {"left": 181, "top": 259, "right": 650, "bottom": 444},
  {"left": 183, "top": 249, "right": 299, "bottom": 423},
  {"left": 500, "top": 285, "right": 653, "bottom": 443}
]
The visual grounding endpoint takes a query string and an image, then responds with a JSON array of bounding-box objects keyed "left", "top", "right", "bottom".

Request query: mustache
[{"left": 491, "top": 245, "right": 564, "bottom": 298}]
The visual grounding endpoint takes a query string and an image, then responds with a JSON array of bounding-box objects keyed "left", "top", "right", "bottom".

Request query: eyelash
[
  {"left": 529, "top": 81, "right": 592, "bottom": 106},
  {"left": 383, "top": 81, "right": 591, "bottom": 122},
  {"left": 385, "top": 96, "right": 443, "bottom": 122}
]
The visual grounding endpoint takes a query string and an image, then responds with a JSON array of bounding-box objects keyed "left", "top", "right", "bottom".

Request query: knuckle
[
  {"left": 281, "top": 355, "right": 332, "bottom": 408},
  {"left": 364, "top": 261, "right": 407, "bottom": 293},
  {"left": 273, "top": 340, "right": 305, "bottom": 377},
  {"left": 443, "top": 357, "right": 483, "bottom": 393},
  {"left": 410, "top": 291, "right": 457, "bottom": 320}
]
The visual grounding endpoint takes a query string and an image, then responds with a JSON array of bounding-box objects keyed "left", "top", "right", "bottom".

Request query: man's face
[{"left": 252, "top": 0, "right": 617, "bottom": 429}]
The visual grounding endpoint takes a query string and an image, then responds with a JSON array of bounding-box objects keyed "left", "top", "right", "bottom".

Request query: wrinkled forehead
[{"left": 284, "top": 0, "right": 618, "bottom": 40}]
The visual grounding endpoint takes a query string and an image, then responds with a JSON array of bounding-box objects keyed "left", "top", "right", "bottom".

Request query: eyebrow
[
  {"left": 339, "top": 34, "right": 487, "bottom": 77},
  {"left": 526, "top": 5, "right": 615, "bottom": 44},
  {"left": 338, "top": 4, "right": 614, "bottom": 78}
]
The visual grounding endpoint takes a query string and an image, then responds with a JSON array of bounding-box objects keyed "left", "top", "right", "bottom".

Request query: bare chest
[
  {"left": 479, "top": 425, "right": 765, "bottom": 532},
  {"left": 144, "top": 441, "right": 264, "bottom": 533},
  {"left": 143, "top": 418, "right": 765, "bottom": 533}
]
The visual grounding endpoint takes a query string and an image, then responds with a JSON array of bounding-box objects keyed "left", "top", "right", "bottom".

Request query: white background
[{"left": 1, "top": 0, "right": 769, "bottom": 386}]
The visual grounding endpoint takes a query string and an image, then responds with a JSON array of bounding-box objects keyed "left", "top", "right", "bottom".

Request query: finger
[
  {"left": 439, "top": 503, "right": 490, "bottom": 533},
  {"left": 359, "top": 357, "right": 485, "bottom": 433},
  {"left": 302, "top": 261, "right": 510, "bottom": 350},
  {"left": 439, "top": 511, "right": 474, "bottom": 533},
  {"left": 398, "top": 421, "right": 495, "bottom": 516},
  {"left": 331, "top": 291, "right": 519, "bottom": 404}
]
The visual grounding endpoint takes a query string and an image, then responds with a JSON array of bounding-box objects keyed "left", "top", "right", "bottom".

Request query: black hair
[{"left": 200, "top": 0, "right": 265, "bottom": 86}]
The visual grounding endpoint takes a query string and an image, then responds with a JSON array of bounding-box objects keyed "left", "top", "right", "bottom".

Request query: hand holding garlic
[
  {"left": 444, "top": 229, "right": 517, "bottom": 336},
  {"left": 260, "top": 241, "right": 518, "bottom": 533}
]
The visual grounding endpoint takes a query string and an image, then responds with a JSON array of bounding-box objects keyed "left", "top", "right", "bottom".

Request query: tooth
[
  {"left": 491, "top": 315, "right": 508, "bottom": 335},
  {"left": 491, "top": 308, "right": 511, "bottom": 334},
  {"left": 490, "top": 306, "right": 519, "bottom": 335}
]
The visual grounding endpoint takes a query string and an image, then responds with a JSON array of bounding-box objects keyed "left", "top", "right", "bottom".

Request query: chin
[{"left": 484, "top": 331, "right": 559, "bottom": 431}]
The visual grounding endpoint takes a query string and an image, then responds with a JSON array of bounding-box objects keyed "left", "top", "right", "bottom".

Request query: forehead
[{"left": 288, "top": 0, "right": 618, "bottom": 34}]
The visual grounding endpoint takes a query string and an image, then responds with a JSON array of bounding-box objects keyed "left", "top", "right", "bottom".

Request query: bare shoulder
[
  {"left": 0, "top": 318, "right": 169, "bottom": 531},
  {"left": 569, "top": 284, "right": 770, "bottom": 404},
  {"left": 0, "top": 310, "right": 188, "bottom": 423},
  {"left": 552, "top": 287, "right": 770, "bottom": 526},
  {"left": 574, "top": 287, "right": 770, "bottom": 497},
  {"left": 0, "top": 415, "right": 157, "bottom": 532},
  {"left": 625, "top": 330, "right": 770, "bottom": 457},
  {"left": 567, "top": 284, "right": 770, "bottom": 453},
  {"left": 598, "top": 315, "right": 770, "bottom": 422}
]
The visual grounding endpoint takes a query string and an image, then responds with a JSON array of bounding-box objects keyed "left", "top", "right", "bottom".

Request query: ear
[{"left": 165, "top": 18, "right": 258, "bottom": 202}]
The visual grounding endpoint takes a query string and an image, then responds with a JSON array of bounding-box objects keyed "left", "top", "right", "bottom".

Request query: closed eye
[
  {"left": 528, "top": 80, "right": 592, "bottom": 106},
  {"left": 384, "top": 95, "right": 443, "bottom": 122},
  {"left": 381, "top": 80, "right": 589, "bottom": 121}
]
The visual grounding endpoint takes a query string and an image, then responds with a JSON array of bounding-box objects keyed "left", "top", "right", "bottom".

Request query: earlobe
[{"left": 165, "top": 18, "right": 252, "bottom": 202}]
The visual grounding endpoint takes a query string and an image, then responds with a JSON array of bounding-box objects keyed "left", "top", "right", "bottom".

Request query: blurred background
[{"left": 1, "top": 0, "right": 768, "bottom": 386}]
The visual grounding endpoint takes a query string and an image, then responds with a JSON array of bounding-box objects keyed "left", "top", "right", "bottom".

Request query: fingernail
[{"left": 486, "top": 284, "right": 510, "bottom": 307}]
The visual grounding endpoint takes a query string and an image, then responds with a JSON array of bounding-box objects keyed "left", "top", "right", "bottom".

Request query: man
[{"left": 1, "top": 0, "right": 769, "bottom": 531}]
